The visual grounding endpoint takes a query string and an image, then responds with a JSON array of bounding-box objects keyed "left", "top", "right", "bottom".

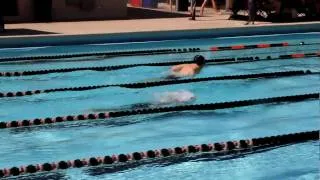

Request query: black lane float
[
  {"left": 0, "top": 130, "right": 318, "bottom": 178},
  {"left": 0, "top": 70, "right": 318, "bottom": 99},
  {"left": 0, "top": 52, "right": 318, "bottom": 77},
  {"left": 0, "top": 41, "right": 314, "bottom": 63},
  {"left": 0, "top": 92, "right": 318, "bottom": 129}
]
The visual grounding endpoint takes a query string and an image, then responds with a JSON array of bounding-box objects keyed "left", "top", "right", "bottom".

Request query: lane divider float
[
  {"left": 0, "top": 130, "right": 318, "bottom": 177},
  {"left": 0, "top": 52, "right": 318, "bottom": 77},
  {"left": 210, "top": 42, "right": 290, "bottom": 51},
  {"left": 0, "top": 70, "right": 318, "bottom": 99},
  {"left": 0, "top": 93, "right": 318, "bottom": 129},
  {"left": 0, "top": 42, "right": 313, "bottom": 63}
]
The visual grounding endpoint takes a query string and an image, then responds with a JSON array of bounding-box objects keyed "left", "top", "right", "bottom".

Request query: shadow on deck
[{"left": 0, "top": 28, "right": 57, "bottom": 36}]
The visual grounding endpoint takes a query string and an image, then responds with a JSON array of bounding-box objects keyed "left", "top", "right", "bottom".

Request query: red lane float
[
  {"left": 209, "top": 42, "right": 291, "bottom": 51},
  {"left": 282, "top": 42, "right": 289, "bottom": 46},
  {"left": 292, "top": 54, "right": 305, "bottom": 58},
  {"left": 231, "top": 45, "right": 245, "bottom": 50},
  {"left": 257, "top": 44, "right": 271, "bottom": 48}
]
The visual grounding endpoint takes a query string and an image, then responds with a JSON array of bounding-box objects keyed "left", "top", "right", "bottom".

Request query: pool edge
[{"left": 0, "top": 23, "right": 319, "bottom": 48}]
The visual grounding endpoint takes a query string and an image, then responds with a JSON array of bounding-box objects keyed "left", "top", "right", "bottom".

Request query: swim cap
[{"left": 194, "top": 55, "right": 206, "bottom": 66}]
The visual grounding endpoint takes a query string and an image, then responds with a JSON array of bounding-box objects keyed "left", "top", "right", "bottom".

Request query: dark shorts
[
  {"left": 165, "top": 75, "right": 180, "bottom": 80},
  {"left": 248, "top": 0, "right": 256, "bottom": 13}
]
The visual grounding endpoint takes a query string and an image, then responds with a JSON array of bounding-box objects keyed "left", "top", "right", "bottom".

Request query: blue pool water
[{"left": 0, "top": 32, "right": 319, "bottom": 179}]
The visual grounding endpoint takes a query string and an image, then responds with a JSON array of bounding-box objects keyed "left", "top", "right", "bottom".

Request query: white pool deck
[{"left": 1, "top": 6, "right": 319, "bottom": 39}]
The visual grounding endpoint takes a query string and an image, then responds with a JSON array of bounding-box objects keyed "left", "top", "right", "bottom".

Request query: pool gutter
[{"left": 0, "top": 23, "right": 319, "bottom": 48}]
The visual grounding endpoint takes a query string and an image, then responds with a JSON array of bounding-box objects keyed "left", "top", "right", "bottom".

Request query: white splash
[{"left": 154, "top": 90, "right": 196, "bottom": 104}]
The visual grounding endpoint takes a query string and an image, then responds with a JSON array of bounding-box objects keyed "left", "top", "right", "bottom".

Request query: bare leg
[
  {"left": 200, "top": 0, "right": 207, "bottom": 16},
  {"left": 211, "top": 0, "right": 218, "bottom": 14}
]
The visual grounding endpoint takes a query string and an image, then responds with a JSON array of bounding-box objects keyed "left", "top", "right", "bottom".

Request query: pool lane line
[
  {"left": 0, "top": 70, "right": 318, "bottom": 99},
  {"left": 0, "top": 130, "right": 318, "bottom": 178},
  {"left": 0, "top": 92, "right": 318, "bottom": 129},
  {"left": 0, "top": 41, "right": 315, "bottom": 63},
  {"left": 0, "top": 52, "right": 319, "bottom": 77},
  {"left": 209, "top": 42, "right": 290, "bottom": 51}
]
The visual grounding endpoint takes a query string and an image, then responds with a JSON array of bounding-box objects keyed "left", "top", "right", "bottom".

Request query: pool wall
[{"left": 0, "top": 23, "right": 319, "bottom": 48}]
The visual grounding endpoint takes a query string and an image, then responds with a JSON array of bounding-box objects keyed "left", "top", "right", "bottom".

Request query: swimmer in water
[
  {"left": 166, "top": 55, "right": 206, "bottom": 79},
  {"left": 90, "top": 90, "right": 196, "bottom": 112},
  {"left": 153, "top": 90, "right": 196, "bottom": 105},
  {"left": 129, "top": 90, "right": 196, "bottom": 109}
]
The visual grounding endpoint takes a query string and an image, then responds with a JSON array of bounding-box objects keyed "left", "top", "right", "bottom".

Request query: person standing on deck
[
  {"left": 200, "top": 0, "right": 218, "bottom": 16},
  {"left": 245, "top": 0, "right": 257, "bottom": 25},
  {"left": 0, "top": 2, "right": 4, "bottom": 32},
  {"left": 190, "top": 0, "right": 197, "bottom": 20}
]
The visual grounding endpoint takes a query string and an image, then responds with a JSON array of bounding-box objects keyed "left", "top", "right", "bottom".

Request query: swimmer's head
[{"left": 194, "top": 55, "right": 206, "bottom": 66}]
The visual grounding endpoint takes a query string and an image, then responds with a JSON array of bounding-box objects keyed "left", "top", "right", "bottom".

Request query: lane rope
[
  {"left": 0, "top": 42, "right": 314, "bottom": 63},
  {"left": 209, "top": 42, "right": 290, "bottom": 51},
  {"left": 0, "top": 52, "right": 319, "bottom": 77},
  {"left": 0, "top": 130, "right": 318, "bottom": 177},
  {"left": 0, "top": 93, "right": 318, "bottom": 129},
  {"left": 0, "top": 70, "right": 318, "bottom": 99}
]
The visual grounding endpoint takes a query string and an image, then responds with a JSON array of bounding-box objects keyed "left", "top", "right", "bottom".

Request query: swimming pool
[{"left": 0, "top": 32, "right": 319, "bottom": 179}]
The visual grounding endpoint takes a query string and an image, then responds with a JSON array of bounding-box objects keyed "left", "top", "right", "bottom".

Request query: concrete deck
[
  {"left": 3, "top": 17, "right": 319, "bottom": 37},
  {"left": 1, "top": 5, "right": 319, "bottom": 38},
  {"left": 0, "top": 5, "right": 319, "bottom": 48}
]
